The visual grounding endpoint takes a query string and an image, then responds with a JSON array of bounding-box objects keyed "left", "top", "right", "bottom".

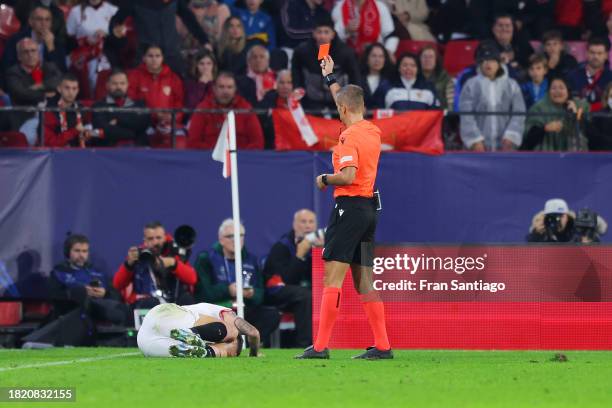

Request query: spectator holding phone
[{"left": 23, "top": 234, "right": 128, "bottom": 347}]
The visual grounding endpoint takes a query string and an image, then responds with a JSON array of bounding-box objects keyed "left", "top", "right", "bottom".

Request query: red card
[{"left": 318, "top": 44, "right": 330, "bottom": 60}]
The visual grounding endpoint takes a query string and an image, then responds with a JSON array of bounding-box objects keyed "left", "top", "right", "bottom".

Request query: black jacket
[
  {"left": 255, "top": 90, "right": 282, "bottom": 150},
  {"left": 5, "top": 61, "right": 62, "bottom": 129},
  {"left": 91, "top": 96, "right": 151, "bottom": 146},
  {"left": 546, "top": 52, "right": 578, "bottom": 80},
  {"left": 2, "top": 27, "right": 67, "bottom": 74},
  {"left": 263, "top": 230, "right": 312, "bottom": 286},
  {"left": 291, "top": 38, "right": 360, "bottom": 111},
  {"left": 108, "top": 0, "right": 208, "bottom": 60}
]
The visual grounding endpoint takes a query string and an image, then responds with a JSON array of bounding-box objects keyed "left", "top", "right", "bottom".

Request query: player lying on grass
[{"left": 137, "top": 302, "right": 260, "bottom": 358}]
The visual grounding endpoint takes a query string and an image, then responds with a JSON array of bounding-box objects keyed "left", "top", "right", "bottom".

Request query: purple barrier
[{"left": 1, "top": 150, "right": 611, "bottom": 298}]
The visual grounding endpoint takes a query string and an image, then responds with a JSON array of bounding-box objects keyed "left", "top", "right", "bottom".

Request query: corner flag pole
[{"left": 228, "top": 111, "right": 245, "bottom": 319}]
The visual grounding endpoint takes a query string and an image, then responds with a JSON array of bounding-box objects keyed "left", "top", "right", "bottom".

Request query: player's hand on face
[
  {"left": 228, "top": 283, "right": 237, "bottom": 298},
  {"left": 315, "top": 174, "right": 327, "bottom": 191},
  {"left": 320, "top": 55, "right": 335, "bottom": 77},
  {"left": 127, "top": 246, "right": 139, "bottom": 266}
]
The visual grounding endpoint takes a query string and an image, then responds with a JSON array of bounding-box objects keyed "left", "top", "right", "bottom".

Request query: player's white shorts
[{"left": 137, "top": 302, "right": 231, "bottom": 357}]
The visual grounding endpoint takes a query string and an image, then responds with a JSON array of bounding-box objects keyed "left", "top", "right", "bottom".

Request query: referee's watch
[
  {"left": 324, "top": 74, "right": 337, "bottom": 87},
  {"left": 322, "top": 174, "right": 329, "bottom": 185}
]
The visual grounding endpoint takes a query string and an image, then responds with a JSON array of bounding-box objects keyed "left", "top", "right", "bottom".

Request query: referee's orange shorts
[{"left": 322, "top": 196, "right": 377, "bottom": 266}]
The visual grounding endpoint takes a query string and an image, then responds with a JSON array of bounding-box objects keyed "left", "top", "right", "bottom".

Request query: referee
[{"left": 295, "top": 55, "right": 392, "bottom": 360}]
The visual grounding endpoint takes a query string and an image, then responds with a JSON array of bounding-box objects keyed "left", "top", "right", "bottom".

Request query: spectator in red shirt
[
  {"left": 187, "top": 72, "right": 264, "bottom": 149},
  {"left": 128, "top": 44, "right": 185, "bottom": 147}
]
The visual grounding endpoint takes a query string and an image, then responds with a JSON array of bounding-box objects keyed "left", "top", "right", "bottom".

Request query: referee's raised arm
[{"left": 296, "top": 54, "right": 392, "bottom": 361}]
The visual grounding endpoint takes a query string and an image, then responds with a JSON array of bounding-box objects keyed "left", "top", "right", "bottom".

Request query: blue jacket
[
  {"left": 51, "top": 262, "right": 107, "bottom": 290},
  {"left": 233, "top": 8, "right": 276, "bottom": 49},
  {"left": 521, "top": 78, "right": 549, "bottom": 110},
  {"left": 362, "top": 77, "right": 393, "bottom": 110},
  {"left": 385, "top": 77, "right": 440, "bottom": 110}
]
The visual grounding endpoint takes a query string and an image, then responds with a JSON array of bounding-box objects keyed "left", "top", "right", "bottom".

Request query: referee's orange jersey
[{"left": 332, "top": 119, "right": 381, "bottom": 198}]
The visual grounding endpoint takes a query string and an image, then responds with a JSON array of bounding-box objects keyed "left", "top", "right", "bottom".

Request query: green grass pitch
[{"left": 1, "top": 348, "right": 612, "bottom": 407}]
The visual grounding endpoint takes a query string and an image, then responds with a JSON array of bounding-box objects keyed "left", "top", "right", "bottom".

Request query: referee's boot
[
  {"left": 352, "top": 346, "right": 394, "bottom": 360},
  {"left": 295, "top": 345, "right": 330, "bottom": 359}
]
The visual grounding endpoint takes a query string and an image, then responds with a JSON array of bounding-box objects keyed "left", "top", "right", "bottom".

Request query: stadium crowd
[{"left": 1, "top": 1, "right": 612, "bottom": 151}]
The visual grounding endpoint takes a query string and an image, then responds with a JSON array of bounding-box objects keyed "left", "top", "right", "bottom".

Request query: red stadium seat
[
  {"left": 443, "top": 40, "right": 479, "bottom": 76},
  {"left": 0, "top": 132, "right": 29, "bottom": 147},
  {"left": 566, "top": 41, "right": 587, "bottom": 63},
  {"left": 0, "top": 5, "right": 21, "bottom": 40},
  {"left": 395, "top": 40, "right": 438, "bottom": 59}
]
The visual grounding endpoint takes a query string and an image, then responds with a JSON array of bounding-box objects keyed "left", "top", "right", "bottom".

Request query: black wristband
[
  {"left": 322, "top": 174, "right": 329, "bottom": 185},
  {"left": 324, "top": 74, "right": 337, "bottom": 87}
]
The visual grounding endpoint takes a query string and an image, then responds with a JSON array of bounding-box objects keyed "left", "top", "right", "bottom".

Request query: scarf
[
  {"left": 247, "top": 68, "right": 276, "bottom": 101},
  {"left": 31, "top": 65, "right": 43, "bottom": 85},
  {"left": 342, "top": 0, "right": 380, "bottom": 54}
]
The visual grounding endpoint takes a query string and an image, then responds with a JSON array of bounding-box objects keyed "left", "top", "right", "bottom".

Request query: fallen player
[{"left": 137, "top": 302, "right": 260, "bottom": 358}]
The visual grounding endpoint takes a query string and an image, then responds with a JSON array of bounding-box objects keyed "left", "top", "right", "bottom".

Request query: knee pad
[{"left": 190, "top": 322, "right": 227, "bottom": 343}]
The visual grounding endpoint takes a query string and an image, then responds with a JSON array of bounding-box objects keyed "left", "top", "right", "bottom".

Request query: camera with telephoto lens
[
  {"left": 544, "top": 213, "right": 564, "bottom": 241},
  {"left": 137, "top": 248, "right": 157, "bottom": 266},
  {"left": 574, "top": 209, "right": 599, "bottom": 243},
  {"left": 170, "top": 225, "right": 196, "bottom": 262},
  {"left": 304, "top": 228, "right": 326, "bottom": 245}
]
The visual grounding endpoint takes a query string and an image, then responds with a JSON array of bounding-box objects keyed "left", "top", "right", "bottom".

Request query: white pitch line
[{"left": 0, "top": 351, "right": 141, "bottom": 372}]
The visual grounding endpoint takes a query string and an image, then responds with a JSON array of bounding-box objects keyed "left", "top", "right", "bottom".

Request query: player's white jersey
[{"left": 137, "top": 302, "right": 232, "bottom": 357}]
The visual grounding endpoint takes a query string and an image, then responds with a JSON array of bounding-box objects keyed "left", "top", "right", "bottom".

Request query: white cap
[{"left": 544, "top": 198, "right": 569, "bottom": 215}]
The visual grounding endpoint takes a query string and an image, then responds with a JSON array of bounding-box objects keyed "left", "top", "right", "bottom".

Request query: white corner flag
[
  {"left": 211, "top": 111, "right": 245, "bottom": 320},
  {"left": 212, "top": 112, "right": 232, "bottom": 178}
]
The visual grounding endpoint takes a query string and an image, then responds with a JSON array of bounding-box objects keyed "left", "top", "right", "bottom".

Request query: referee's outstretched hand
[{"left": 320, "top": 55, "right": 335, "bottom": 77}]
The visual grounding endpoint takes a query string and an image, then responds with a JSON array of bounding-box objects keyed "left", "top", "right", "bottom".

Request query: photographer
[
  {"left": 527, "top": 199, "right": 608, "bottom": 244},
  {"left": 113, "top": 221, "right": 197, "bottom": 309},
  {"left": 263, "top": 209, "right": 322, "bottom": 347},
  {"left": 23, "top": 234, "right": 128, "bottom": 347},
  {"left": 574, "top": 209, "right": 608, "bottom": 244},
  {"left": 527, "top": 199, "right": 576, "bottom": 243},
  {"left": 193, "top": 219, "right": 280, "bottom": 347}
]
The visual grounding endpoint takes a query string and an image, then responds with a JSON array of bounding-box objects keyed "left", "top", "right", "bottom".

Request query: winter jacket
[
  {"left": 5, "top": 62, "right": 62, "bottom": 129},
  {"left": 91, "top": 96, "right": 151, "bottom": 146},
  {"left": 521, "top": 95, "right": 589, "bottom": 152},
  {"left": 127, "top": 63, "right": 185, "bottom": 125},
  {"left": 385, "top": 76, "right": 440, "bottom": 110},
  {"left": 187, "top": 92, "right": 264, "bottom": 149},
  {"left": 263, "top": 230, "right": 312, "bottom": 287},
  {"left": 459, "top": 65, "right": 526, "bottom": 150},
  {"left": 192, "top": 243, "right": 263, "bottom": 307},
  {"left": 360, "top": 75, "right": 393, "bottom": 110},
  {"left": 567, "top": 64, "right": 612, "bottom": 112},
  {"left": 291, "top": 38, "right": 360, "bottom": 110}
]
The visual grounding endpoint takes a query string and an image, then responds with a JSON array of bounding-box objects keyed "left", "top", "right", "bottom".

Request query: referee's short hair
[{"left": 336, "top": 84, "right": 365, "bottom": 113}]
